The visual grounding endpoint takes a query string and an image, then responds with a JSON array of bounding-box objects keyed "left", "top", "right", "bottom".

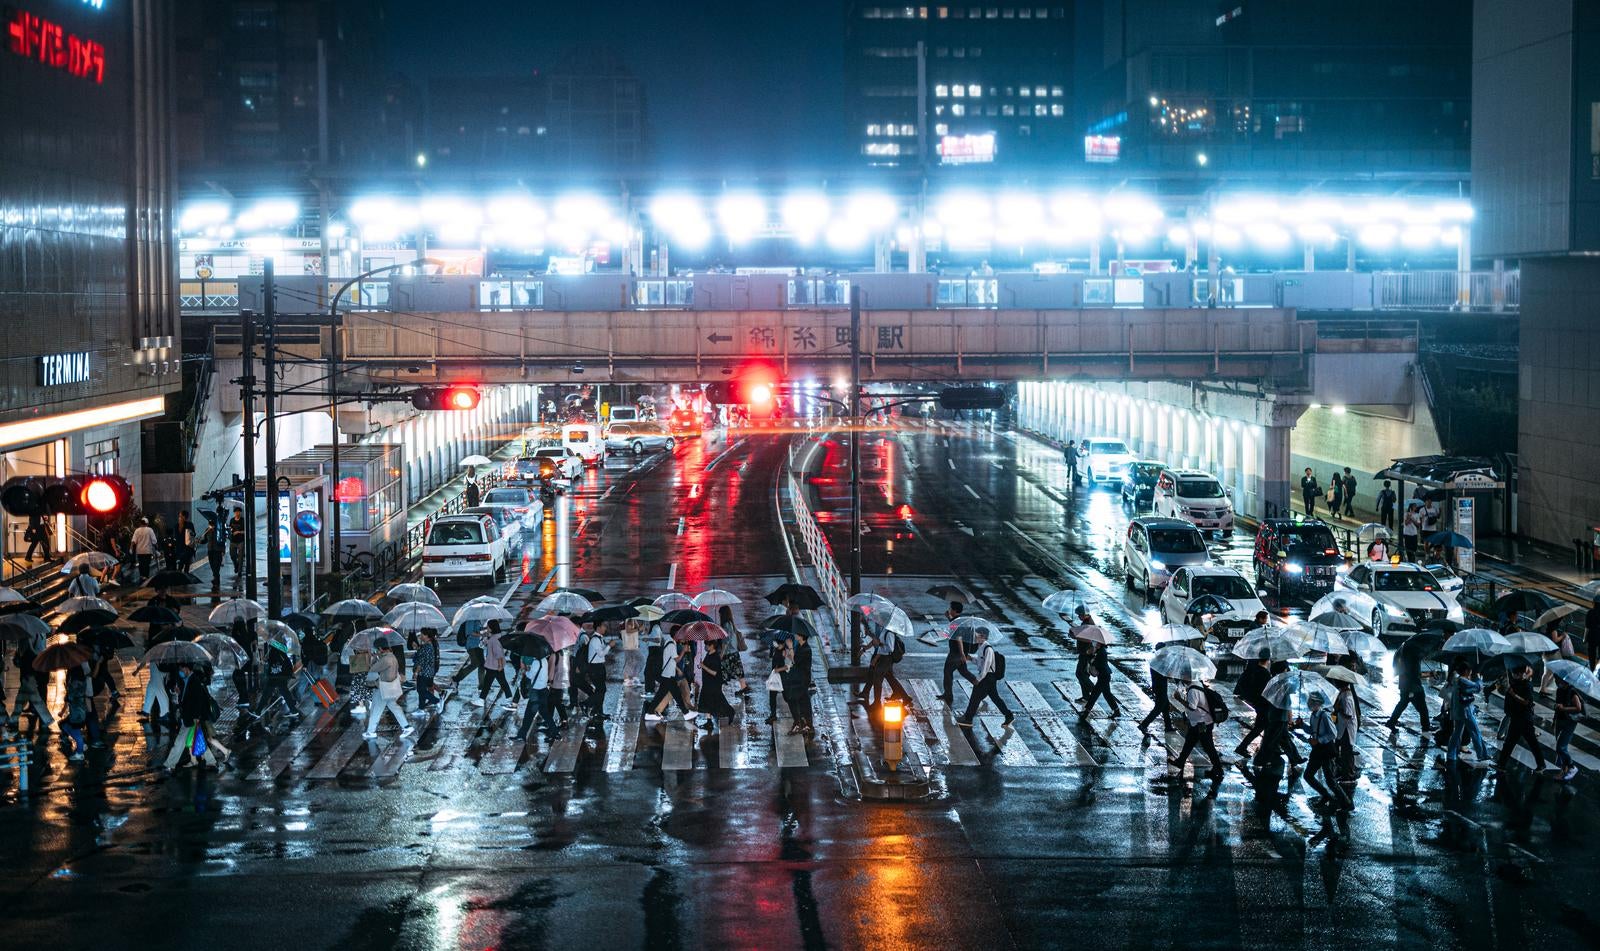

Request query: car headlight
[
  {"left": 1384, "top": 604, "right": 1408, "bottom": 618},
  {"left": 1284, "top": 563, "right": 1303, "bottom": 575},
  {"left": 1447, "top": 602, "right": 1464, "bottom": 622},
  {"left": 1149, "top": 560, "right": 1166, "bottom": 571}
]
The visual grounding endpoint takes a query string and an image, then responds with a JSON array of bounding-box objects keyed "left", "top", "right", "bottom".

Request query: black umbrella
[
  {"left": 660, "top": 608, "right": 712, "bottom": 627},
  {"left": 0, "top": 599, "right": 42, "bottom": 616},
  {"left": 149, "top": 624, "right": 204, "bottom": 647},
  {"left": 59, "top": 608, "right": 118, "bottom": 632},
  {"left": 146, "top": 569, "right": 201, "bottom": 589},
  {"left": 1396, "top": 632, "right": 1445, "bottom": 664},
  {"left": 558, "top": 586, "right": 605, "bottom": 601},
  {"left": 79, "top": 626, "right": 135, "bottom": 651},
  {"left": 624, "top": 596, "right": 655, "bottom": 607},
  {"left": 766, "top": 583, "right": 824, "bottom": 610},
  {"left": 500, "top": 632, "right": 552, "bottom": 659},
  {"left": 1490, "top": 590, "right": 1557, "bottom": 618},
  {"left": 0, "top": 613, "right": 50, "bottom": 641},
  {"left": 586, "top": 604, "right": 640, "bottom": 624},
  {"left": 279, "top": 611, "right": 317, "bottom": 634},
  {"left": 764, "top": 614, "right": 818, "bottom": 636},
  {"left": 128, "top": 605, "right": 182, "bottom": 625},
  {"left": 926, "top": 584, "right": 972, "bottom": 604}
]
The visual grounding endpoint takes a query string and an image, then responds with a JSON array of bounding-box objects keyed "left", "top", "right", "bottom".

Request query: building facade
[
  {"left": 1075, "top": 0, "right": 1471, "bottom": 174},
  {"left": 0, "top": 0, "right": 180, "bottom": 569},
  {"left": 845, "top": 4, "right": 1075, "bottom": 168},
  {"left": 1471, "top": 0, "right": 1600, "bottom": 550}
]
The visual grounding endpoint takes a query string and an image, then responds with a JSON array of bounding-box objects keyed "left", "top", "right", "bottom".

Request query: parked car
[
  {"left": 477, "top": 485, "right": 544, "bottom": 531},
  {"left": 1152, "top": 468, "right": 1235, "bottom": 536},
  {"left": 422, "top": 513, "right": 507, "bottom": 587},
  {"left": 1253, "top": 518, "right": 1344, "bottom": 603},
  {"left": 1120, "top": 461, "right": 1163, "bottom": 508},
  {"left": 561, "top": 423, "right": 607, "bottom": 467},
  {"left": 1123, "top": 517, "right": 1210, "bottom": 599},
  {"left": 1084, "top": 438, "right": 1134, "bottom": 486},
  {"left": 1159, "top": 565, "right": 1266, "bottom": 639},
  {"left": 1337, "top": 562, "right": 1464, "bottom": 635},
  {"left": 605, "top": 420, "right": 677, "bottom": 455}
]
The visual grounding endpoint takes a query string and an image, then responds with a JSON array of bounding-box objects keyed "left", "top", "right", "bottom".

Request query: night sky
[{"left": 387, "top": 0, "right": 849, "bottom": 170}]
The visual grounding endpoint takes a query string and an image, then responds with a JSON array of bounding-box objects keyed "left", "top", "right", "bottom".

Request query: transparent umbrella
[
  {"left": 692, "top": 589, "right": 742, "bottom": 609},
  {"left": 869, "top": 606, "right": 916, "bottom": 639},
  {"left": 1291, "top": 622, "right": 1349, "bottom": 656},
  {"left": 1148, "top": 646, "right": 1216, "bottom": 682},
  {"left": 650, "top": 592, "right": 694, "bottom": 613},
  {"left": 192, "top": 632, "right": 248, "bottom": 670},
  {"left": 1233, "top": 627, "right": 1306, "bottom": 661},
  {"left": 209, "top": 598, "right": 265, "bottom": 625},
  {"left": 1041, "top": 590, "right": 1086, "bottom": 615},
  {"left": 383, "top": 602, "right": 448, "bottom": 634},
  {"left": 1444, "top": 628, "right": 1512, "bottom": 655},
  {"left": 255, "top": 620, "right": 302, "bottom": 657},
  {"left": 1341, "top": 630, "right": 1389, "bottom": 653},
  {"left": 846, "top": 592, "right": 896, "bottom": 618},
  {"left": 945, "top": 616, "right": 1000, "bottom": 643},
  {"left": 1534, "top": 604, "right": 1580, "bottom": 629},
  {"left": 1145, "top": 623, "right": 1205, "bottom": 645},
  {"left": 1546, "top": 659, "right": 1600, "bottom": 702},
  {"left": 61, "top": 551, "right": 118, "bottom": 574},
  {"left": 142, "top": 640, "right": 213, "bottom": 668},
  {"left": 1500, "top": 631, "right": 1559, "bottom": 655},
  {"left": 1262, "top": 669, "right": 1339, "bottom": 709},
  {"left": 57, "top": 596, "right": 116, "bottom": 616},
  {"left": 1308, "top": 610, "right": 1366, "bottom": 631},
  {"left": 387, "top": 583, "right": 442, "bottom": 607},
  {"left": 323, "top": 598, "right": 384, "bottom": 622},
  {"left": 539, "top": 591, "right": 596, "bottom": 615},
  {"left": 341, "top": 626, "right": 404, "bottom": 663},
  {"left": 453, "top": 601, "right": 514, "bottom": 628}
]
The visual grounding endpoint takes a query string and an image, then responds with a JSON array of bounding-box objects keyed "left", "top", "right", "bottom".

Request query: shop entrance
[{"left": 1, "top": 439, "right": 65, "bottom": 578}]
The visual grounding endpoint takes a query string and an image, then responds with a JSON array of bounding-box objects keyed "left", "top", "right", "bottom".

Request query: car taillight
[
  {"left": 423, "top": 555, "right": 446, "bottom": 563},
  {"left": 464, "top": 553, "right": 492, "bottom": 562}
]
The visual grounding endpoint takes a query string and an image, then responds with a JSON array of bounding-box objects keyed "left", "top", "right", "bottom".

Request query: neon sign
[{"left": 6, "top": 9, "right": 105, "bottom": 84}]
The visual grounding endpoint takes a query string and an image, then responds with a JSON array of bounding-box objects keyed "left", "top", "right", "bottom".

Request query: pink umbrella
[
  {"left": 524, "top": 615, "right": 580, "bottom": 651},
  {"left": 673, "top": 620, "right": 729, "bottom": 642}
]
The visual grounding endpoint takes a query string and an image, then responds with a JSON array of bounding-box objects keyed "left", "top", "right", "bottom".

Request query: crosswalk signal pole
[{"left": 849, "top": 285, "right": 863, "bottom": 669}]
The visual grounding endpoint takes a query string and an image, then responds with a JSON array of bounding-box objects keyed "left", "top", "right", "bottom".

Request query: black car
[
  {"left": 1253, "top": 518, "right": 1343, "bottom": 602},
  {"left": 1120, "top": 461, "right": 1163, "bottom": 508}
]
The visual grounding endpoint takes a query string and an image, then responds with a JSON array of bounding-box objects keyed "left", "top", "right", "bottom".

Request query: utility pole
[
  {"left": 849, "top": 285, "right": 863, "bottom": 668},
  {"left": 262, "top": 258, "right": 281, "bottom": 619},
  {"left": 239, "top": 310, "right": 258, "bottom": 604}
]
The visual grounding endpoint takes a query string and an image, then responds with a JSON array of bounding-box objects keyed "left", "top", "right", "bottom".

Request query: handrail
[{"left": 0, "top": 738, "right": 31, "bottom": 793}]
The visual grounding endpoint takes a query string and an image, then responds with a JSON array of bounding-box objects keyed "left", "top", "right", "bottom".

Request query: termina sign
[
  {"left": 38, "top": 351, "right": 91, "bottom": 386},
  {"left": 938, "top": 133, "right": 995, "bottom": 165}
]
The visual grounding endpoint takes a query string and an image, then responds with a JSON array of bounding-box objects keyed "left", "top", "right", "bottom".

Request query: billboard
[
  {"left": 1084, "top": 135, "right": 1121, "bottom": 164},
  {"left": 938, "top": 133, "right": 996, "bottom": 165}
]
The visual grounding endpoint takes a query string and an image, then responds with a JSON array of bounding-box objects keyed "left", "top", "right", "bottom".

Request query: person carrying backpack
[
  {"left": 955, "top": 630, "right": 1013, "bottom": 727},
  {"left": 1300, "top": 693, "right": 1351, "bottom": 809},
  {"left": 1173, "top": 678, "right": 1226, "bottom": 783}
]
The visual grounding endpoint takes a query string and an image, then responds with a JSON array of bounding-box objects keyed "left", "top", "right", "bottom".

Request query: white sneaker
[
  {"left": 362, "top": 732, "right": 378, "bottom": 739},
  {"left": 399, "top": 725, "right": 414, "bottom": 737},
  {"left": 351, "top": 706, "right": 367, "bottom": 716},
  {"left": 471, "top": 698, "right": 486, "bottom": 707},
  {"left": 643, "top": 712, "right": 663, "bottom": 722}
]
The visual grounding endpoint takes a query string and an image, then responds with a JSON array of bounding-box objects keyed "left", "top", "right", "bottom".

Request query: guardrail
[
  {"left": 0, "top": 738, "right": 32, "bottom": 793},
  {"left": 785, "top": 438, "right": 850, "bottom": 641}
]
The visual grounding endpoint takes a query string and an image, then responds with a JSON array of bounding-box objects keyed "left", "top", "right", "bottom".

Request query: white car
[
  {"left": 478, "top": 485, "right": 545, "bottom": 531},
  {"left": 422, "top": 513, "right": 508, "bottom": 587},
  {"left": 1084, "top": 438, "right": 1134, "bottom": 486},
  {"left": 1159, "top": 565, "right": 1266, "bottom": 638},
  {"left": 525, "top": 446, "right": 583, "bottom": 483},
  {"left": 1152, "top": 468, "right": 1235, "bottom": 536},
  {"left": 1337, "top": 562, "right": 1464, "bottom": 635}
]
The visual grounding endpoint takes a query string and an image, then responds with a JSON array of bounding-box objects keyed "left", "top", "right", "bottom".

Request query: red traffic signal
[
  {"left": 704, "top": 366, "right": 779, "bottom": 408},
  {"left": 0, "top": 475, "right": 132, "bottom": 517},
  {"left": 412, "top": 385, "right": 482, "bottom": 411}
]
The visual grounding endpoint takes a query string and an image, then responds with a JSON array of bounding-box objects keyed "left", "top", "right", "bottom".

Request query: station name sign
[{"left": 38, "top": 351, "right": 91, "bottom": 387}]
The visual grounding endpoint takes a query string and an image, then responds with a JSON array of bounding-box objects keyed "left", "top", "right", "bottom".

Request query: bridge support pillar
[{"left": 1261, "top": 423, "right": 1294, "bottom": 520}]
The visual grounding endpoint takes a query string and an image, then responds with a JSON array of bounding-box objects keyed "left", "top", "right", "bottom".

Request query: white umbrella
[
  {"left": 539, "top": 591, "right": 595, "bottom": 615},
  {"left": 1145, "top": 623, "right": 1205, "bottom": 645},
  {"left": 453, "top": 601, "right": 514, "bottom": 628},
  {"left": 1233, "top": 628, "right": 1306, "bottom": 661},
  {"left": 459, "top": 454, "right": 493, "bottom": 468},
  {"left": 383, "top": 602, "right": 448, "bottom": 634},
  {"left": 1072, "top": 624, "right": 1113, "bottom": 645},
  {"left": 1262, "top": 669, "right": 1338, "bottom": 709},
  {"left": 1500, "top": 631, "right": 1559, "bottom": 654},
  {"left": 869, "top": 606, "right": 915, "bottom": 639},
  {"left": 693, "top": 589, "right": 742, "bottom": 609},
  {"left": 209, "top": 598, "right": 265, "bottom": 625},
  {"left": 57, "top": 595, "right": 116, "bottom": 616},
  {"left": 61, "top": 551, "right": 118, "bottom": 574},
  {"left": 1308, "top": 592, "right": 1379, "bottom": 627},
  {"left": 1322, "top": 665, "right": 1362, "bottom": 685},
  {"left": 387, "top": 583, "right": 442, "bottom": 607},
  {"left": 1291, "top": 621, "right": 1349, "bottom": 656},
  {"left": 1534, "top": 604, "right": 1580, "bottom": 629},
  {"left": 1148, "top": 646, "right": 1216, "bottom": 682},
  {"left": 341, "top": 626, "right": 404, "bottom": 663},
  {"left": 0, "top": 586, "right": 27, "bottom": 603},
  {"left": 1546, "top": 659, "right": 1600, "bottom": 701},
  {"left": 1444, "top": 628, "right": 1511, "bottom": 654}
]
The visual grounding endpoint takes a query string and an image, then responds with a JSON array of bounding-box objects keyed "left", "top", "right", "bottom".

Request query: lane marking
[
  {"left": 676, "top": 517, "right": 686, "bottom": 536},
  {"left": 947, "top": 459, "right": 955, "bottom": 470},
  {"left": 666, "top": 562, "right": 678, "bottom": 590},
  {"left": 962, "top": 484, "right": 981, "bottom": 500}
]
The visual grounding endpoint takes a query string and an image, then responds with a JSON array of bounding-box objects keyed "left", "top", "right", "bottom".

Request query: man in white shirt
[
  {"left": 584, "top": 623, "right": 612, "bottom": 719},
  {"left": 1173, "top": 679, "right": 1225, "bottom": 782},
  {"left": 861, "top": 627, "right": 908, "bottom": 710},
  {"left": 67, "top": 564, "right": 100, "bottom": 598},
  {"left": 954, "top": 632, "right": 1014, "bottom": 727},
  {"left": 515, "top": 655, "right": 558, "bottom": 741},
  {"left": 130, "top": 518, "right": 159, "bottom": 581}
]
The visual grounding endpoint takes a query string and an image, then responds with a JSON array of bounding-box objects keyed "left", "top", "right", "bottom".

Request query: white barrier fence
[{"left": 786, "top": 449, "right": 849, "bottom": 642}]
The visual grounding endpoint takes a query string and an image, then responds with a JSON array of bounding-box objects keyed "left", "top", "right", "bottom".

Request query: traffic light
[
  {"left": 937, "top": 386, "right": 1007, "bottom": 411},
  {"left": 411, "top": 384, "right": 482, "bottom": 411},
  {"left": 703, "top": 366, "right": 779, "bottom": 407},
  {"left": 0, "top": 475, "right": 132, "bottom": 517}
]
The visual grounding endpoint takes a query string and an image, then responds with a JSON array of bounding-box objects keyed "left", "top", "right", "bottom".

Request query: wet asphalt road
[{"left": 2, "top": 420, "right": 1598, "bottom": 949}]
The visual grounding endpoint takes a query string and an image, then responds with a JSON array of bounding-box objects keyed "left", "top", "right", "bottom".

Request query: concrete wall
[
  {"left": 1289, "top": 404, "right": 1443, "bottom": 518},
  {"left": 1517, "top": 257, "right": 1600, "bottom": 547}
]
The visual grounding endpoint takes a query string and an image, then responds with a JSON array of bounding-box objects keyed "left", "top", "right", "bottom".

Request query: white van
[
  {"left": 422, "top": 514, "right": 507, "bottom": 587},
  {"left": 561, "top": 422, "right": 606, "bottom": 467},
  {"left": 607, "top": 405, "right": 640, "bottom": 425}
]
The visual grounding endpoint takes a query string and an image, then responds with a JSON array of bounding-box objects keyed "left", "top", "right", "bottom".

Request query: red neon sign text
[{"left": 7, "top": 9, "right": 105, "bottom": 84}]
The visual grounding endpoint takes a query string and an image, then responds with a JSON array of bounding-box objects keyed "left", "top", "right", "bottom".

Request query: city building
[
  {"left": 1074, "top": 0, "right": 1471, "bottom": 174},
  {"left": 422, "top": 50, "right": 647, "bottom": 173},
  {"left": 1471, "top": 0, "right": 1600, "bottom": 551},
  {"left": 0, "top": 0, "right": 180, "bottom": 570},
  {"left": 845, "top": 4, "right": 1075, "bottom": 168},
  {"left": 174, "top": 0, "right": 408, "bottom": 174}
]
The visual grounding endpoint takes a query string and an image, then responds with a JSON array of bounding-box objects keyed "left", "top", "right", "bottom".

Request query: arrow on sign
[{"left": 706, "top": 333, "right": 732, "bottom": 344}]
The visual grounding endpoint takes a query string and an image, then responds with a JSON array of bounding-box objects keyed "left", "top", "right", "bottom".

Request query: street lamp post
[{"left": 848, "top": 286, "right": 863, "bottom": 668}]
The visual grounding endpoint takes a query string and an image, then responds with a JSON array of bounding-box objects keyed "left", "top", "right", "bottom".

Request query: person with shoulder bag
[{"left": 364, "top": 646, "right": 413, "bottom": 739}]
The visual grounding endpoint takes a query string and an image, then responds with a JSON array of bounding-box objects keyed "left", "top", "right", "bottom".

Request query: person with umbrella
[
  {"left": 9, "top": 633, "right": 54, "bottom": 733},
  {"left": 715, "top": 606, "right": 749, "bottom": 694},
  {"left": 644, "top": 628, "right": 694, "bottom": 722},
  {"left": 1333, "top": 673, "right": 1362, "bottom": 784},
  {"left": 134, "top": 649, "right": 175, "bottom": 726},
  {"left": 642, "top": 619, "right": 667, "bottom": 694},
  {"left": 782, "top": 626, "right": 815, "bottom": 736},
  {"left": 59, "top": 663, "right": 91, "bottom": 761},
  {"left": 88, "top": 632, "right": 122, "bottom": 706},
  {"left": 1496, "top": 662, "right": 1547, "bottom": 773},
  {"left": 451, "top": 619, "right": 491, "bottom": 708},
  {"left": 481, "top": 623, "right": 516, "bottom": 709},
  {"left": 1300, "top": 694, "right": 1351, "bottom": 810},
  {"left": 1401, "top": 502, "right": 1422, "bottom": 561},
  {"left": 1232, "top": 653, "right": 1274, "bottom": 758},
  {"left": 764, "top": 633, "right": 791, "bottom": 725},
  {"left": 1079, "top": 631, "right": 1120, "bottom": 720},
  {"left": 1174, "top": 676, "right": 1226, "bottom": 784},
  {"left": 515, "top": 649, "right": 558, "bottom": 742},
  {"left": 696, "top": 636, "right": 735, "bottom": 728},
  {"left": 1385, "top": 638, "right": 1433, "bottom": 735},
  {"left": 66, "top": 562, "right": 100, "bottom": 599},
  {"left": 1540, "top": 623, "right": 1577, "bottom": 694},
  {"left": 259, "top": 631, "right": 301, "bottom": 721},
  {"left": 164, "top": 662, "right": 228, "bottom": 770},
  {"left": 1139, "top": 649, "right": 1177, "bottom": 736},
  {"left": 939, "top": 602, "right": 977, "bottom": 704},
  {"left": 955, "top": 628, "right": 1013, "bottom": 728},
  {"left": 1069, "top": 605, "right": 1097, "bottom": 700},
  {"left": 1446, "top": 659, "right": 1489, "bottom": 765},
  {"left": 579, "top": 621, "right": 612, "bottom": 718},
  {"left": 200, "top": 515, "right": 227, "bottom": 592},
  {"left": 364, "top": 640, "right": 413, "bottom": 740},
  {"left": 414, "top": 628, "right": 441, "bottom": 709},
  {"left": 1551, "top": 666, "right": 1585, "bottom": 782}
]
